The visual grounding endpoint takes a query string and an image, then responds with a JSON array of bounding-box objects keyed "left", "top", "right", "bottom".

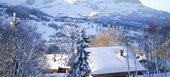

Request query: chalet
[
  {"left": 43, "top": 54, "right": 70, "bottom": 74},
  {"left": 43, "top": 46, "right": 146, "bottom": 77},
  {"left": 86, "top": 46, "right": 146, "bottom": 77}
]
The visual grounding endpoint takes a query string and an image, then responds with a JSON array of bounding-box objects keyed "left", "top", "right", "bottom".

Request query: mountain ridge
[
  {"left": 0, "top": 0, "right": 161, "bottom": 17},
  {"left": 0, "top": 0, "right": 170, "bottom": 41},
  {"left": 1, "top": 0, "right": 170, "bottom": 26}
]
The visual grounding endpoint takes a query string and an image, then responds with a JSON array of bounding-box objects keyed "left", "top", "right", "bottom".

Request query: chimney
[{"left": 120, "top": 50, "right": 124, "bottom": 56}]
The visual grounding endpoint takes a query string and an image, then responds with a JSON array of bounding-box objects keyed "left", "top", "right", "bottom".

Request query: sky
[{"left": 140, "top": 0, "right": 170, "bottom": 13}]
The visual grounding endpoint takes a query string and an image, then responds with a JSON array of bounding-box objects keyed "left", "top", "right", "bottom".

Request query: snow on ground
[
  {"left": 79, "top": 22, "right": 99, "bottom": 35},
  {"left": 42, "top": 73, "right": 94, "bottom": 77},
  {"left": 41, "top": 73, "right": 68, "bottom": 77},
  {"left": 130, "top": 72, "right": 170, "bottom": 77},
  {"left": 31, "top": 21, "right": 57, "bottom": 41},
  {"left": 26, "top": 19, "right": 100, "bottom": 41}
]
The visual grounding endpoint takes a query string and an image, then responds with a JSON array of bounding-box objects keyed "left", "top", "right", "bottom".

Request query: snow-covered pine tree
[{"left": 69, "top": 29, "right": 91, "bottom": 77}]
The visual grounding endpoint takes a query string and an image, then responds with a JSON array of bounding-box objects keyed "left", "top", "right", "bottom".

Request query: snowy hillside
[
  {"left": 27, "top": 0, "right": 144, "bottom": 17},
  {"left": 1, "top": 0, "right": 169, "bottom": 18},
  {"left": 1, "top": 1, "right": 170, "bottom": 77},
  {"left": 1, "top": 0, "right": 170, "bottom": 41}
]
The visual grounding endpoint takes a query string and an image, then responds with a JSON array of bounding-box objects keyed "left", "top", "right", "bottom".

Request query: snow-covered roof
[
  {"left": 45, "top": 54, "right": 70, "bottom": 69},
  {"left": 86, "top": 46, "right": 146, "bottom": 75}
]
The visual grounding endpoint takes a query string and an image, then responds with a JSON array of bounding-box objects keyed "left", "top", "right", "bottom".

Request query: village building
[
  {"left": 86, "top": 46, "right": 146, "bottom": 77},
  {"left": 43, "top": 54, "right": 70, "bottom": 74},
  {"left": 43, "top": 46, "right": 146, "bottom": 77}
]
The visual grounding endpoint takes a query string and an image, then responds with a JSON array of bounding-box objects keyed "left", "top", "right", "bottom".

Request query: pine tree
[{"left": 69, "top": 30, "right": 91, "bottom": 77}]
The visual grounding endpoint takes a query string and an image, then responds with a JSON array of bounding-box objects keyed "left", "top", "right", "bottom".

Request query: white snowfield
[
  {"left": 41, "top": 72, "right": 170, "bottom": 77},
  {"left": 41, "top": 73, "right": 68, "bottom": 77},
  {"left": 0, "top": 0, "right": 153, "bottom": 18},
  {"left": 86, "top": 46, "right": 146, "bottom": 75},
  {"left": 130, "top": 72, "right": 170, "bottom": 77},
  {"left": 29, "top": 20, "right": 99, "bottom": 41}
]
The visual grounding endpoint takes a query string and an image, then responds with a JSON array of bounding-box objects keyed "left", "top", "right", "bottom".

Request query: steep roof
[{"left": 86, "top": 46, "right": 146, "bottom": 75}]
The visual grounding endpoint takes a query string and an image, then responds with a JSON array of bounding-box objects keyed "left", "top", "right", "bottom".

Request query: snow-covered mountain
[
  {"left": 0, "top": 0, "right": 170, "bottom": 41},
  {"left": 0, "top": 0, "right": 167, "bottom": 17},
  {"left": 27, "top": 0, "right": 143, "bottom": 17},
  {"left": 1, "top": 0, "right": 170, "bottom": 25}
]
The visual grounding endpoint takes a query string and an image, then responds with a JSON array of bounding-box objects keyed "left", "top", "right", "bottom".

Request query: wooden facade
[
  {"left": 92, "top": 73, "right": 128, "bottom": 77},
  {"left": 43, "top": 67, "right": 70, "bottom": 74}
]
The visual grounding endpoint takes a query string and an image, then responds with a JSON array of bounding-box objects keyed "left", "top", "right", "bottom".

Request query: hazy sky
[{"left": 140, "top": 0, "right": 170, "bottom": 13}]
